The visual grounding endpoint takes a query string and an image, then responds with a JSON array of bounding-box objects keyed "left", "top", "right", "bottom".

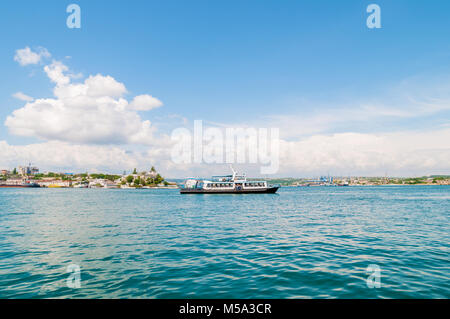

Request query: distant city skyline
[{"left": 1, "top": 0, "right": 450, "bottom": 177}]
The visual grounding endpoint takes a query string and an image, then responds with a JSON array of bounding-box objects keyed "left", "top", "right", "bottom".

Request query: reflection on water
[{"left": 0, "top": 186, "right": 449, "bottom": 298}]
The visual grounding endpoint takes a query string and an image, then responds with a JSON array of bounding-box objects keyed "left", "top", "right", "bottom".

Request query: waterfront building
[{"left": 18, "top": 164, "right": 39, "bottom": 176}]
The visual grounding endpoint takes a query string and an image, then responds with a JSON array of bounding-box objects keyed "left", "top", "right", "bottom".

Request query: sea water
[{"left": 0, "top": 186, "right": 448, "bottom": 298}]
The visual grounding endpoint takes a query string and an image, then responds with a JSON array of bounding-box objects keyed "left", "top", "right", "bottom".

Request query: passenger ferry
[{"left": 179, "top": 166, "right": 279, "bottom": 194}]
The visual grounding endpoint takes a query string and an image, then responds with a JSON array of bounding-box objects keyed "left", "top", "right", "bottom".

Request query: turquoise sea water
[{"left": 0, "top": 186, "right": 448, "bottom": 299}]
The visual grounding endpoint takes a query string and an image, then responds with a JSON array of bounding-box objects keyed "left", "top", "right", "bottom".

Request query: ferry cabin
[{"left": 202, "top": 181, "right": 268, "bottom": 190}]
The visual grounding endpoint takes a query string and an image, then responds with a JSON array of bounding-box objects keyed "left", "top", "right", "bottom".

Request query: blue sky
[{"left": 1, "top": 1, "right": 450, "bottom": 176}]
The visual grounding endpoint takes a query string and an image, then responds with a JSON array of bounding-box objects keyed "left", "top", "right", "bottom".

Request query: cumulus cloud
[
  {"left": 0, "top": 140, "right": 179, "bottom": 175},
  {"left": 85, "top": 74, "right": 127, "bottom": 97},
  {"left": 12, "top": 92, "right": 33, "bottom": 102},
  {"left": 1, "top": 127, "right": 449, "bottom": 177},
  {"left": 43, "top": 61, "right": 71, "bottom": 86},
  {"left": 6, "top": 60, "right": 164, "bottom": 146},
  {"left": 14, "top": 47, "right": 51, "bottom": 66},
  {"left": 278, "top": 128, "right": 450, "bottom": 176},
  {"left": 0, "top": 140, "right": 141, "bottom": 172},
  {"left": 163, "top": 125, "right": 450, "bottom": 177},
  {"left": 129, "top": 94, "right": 163, "bottom": 111}
]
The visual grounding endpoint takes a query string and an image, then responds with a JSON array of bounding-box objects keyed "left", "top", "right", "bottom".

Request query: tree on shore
[
  {"left": 154, "top": 174, "right": 164, "bottom": 185},
  {"left": 12, "top": 168, "right": 17, "bottom": 175},
  {"left": 133, "top": 168, "right": 137, "bottom": 174},
  {"left": 133, "top": 177, "right": 142, "bottom": 187}
]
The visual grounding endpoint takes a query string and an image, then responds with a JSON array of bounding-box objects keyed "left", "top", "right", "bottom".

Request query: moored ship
[
  {"left": 179, "top": 166, "right": 279, "bottom": 194},
  {"left": 0, "top": 180, "right": 40, "bottom": 188}
]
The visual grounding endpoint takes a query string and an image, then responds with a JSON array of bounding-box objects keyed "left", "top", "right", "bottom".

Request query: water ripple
[{"left": 0, "top": 186, "right": 448, "bottom": 298}]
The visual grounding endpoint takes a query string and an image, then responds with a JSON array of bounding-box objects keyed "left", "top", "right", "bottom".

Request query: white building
[{"left": 18, "top": 165, "right": 39, "bottom": 176}]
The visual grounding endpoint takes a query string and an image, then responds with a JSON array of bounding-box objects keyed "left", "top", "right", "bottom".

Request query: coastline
[{"left": 2, "top": 184, "right": 449, "bottom": 189}]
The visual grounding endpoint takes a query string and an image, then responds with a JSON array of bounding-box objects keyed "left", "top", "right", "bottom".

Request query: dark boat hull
[
  {"left": 0, "top": 184, "right": 40, "bottom": 188},
  {"left": 180, "top": 186, "right": 279, "bottom": 194}
]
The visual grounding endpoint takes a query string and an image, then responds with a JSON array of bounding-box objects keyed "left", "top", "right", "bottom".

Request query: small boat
[
  {"left": 179, "top": 166, "right": 279, "bottom": 194},
  {"left": 73, "top": 183, "right": 89, "bottom": 188},
  {"left": 337, "top": 182, "right": 349, "bottom": 186}
]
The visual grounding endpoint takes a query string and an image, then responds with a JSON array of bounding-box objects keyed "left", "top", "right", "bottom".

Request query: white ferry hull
[{"left": 180, "top": 186, "right": 279, "bottom": 194}]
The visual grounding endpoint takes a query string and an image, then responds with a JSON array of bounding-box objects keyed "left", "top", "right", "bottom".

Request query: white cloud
[
  {"left": 6, "top": 60, "right": 164, "bottom": 146},
  {"left": 1, "top": 127, "right": 449, "bottom": 177},
  {"left": 43, "top": 61, "right": 70, "bottom": 86},
  {"left": 14, "top": 47, "right": 51, "bottom": 66},
  {"left": 159, "top": 125, "right": 450, "bottom": 177},
  {"left": 278, "top": 128, "right": 450, "bottom": 176},
  {"left": 0, "top": 140, "right": 177, "bottom": 175},
  {"left": 85, "top": 74, "right": 127, "bottom": 97},
  {"left": 0, "top": 141, "right": 140, "bottom": 172},
  {"left": 12, "top": 92, "right": 33, "bottom": 102},
  {"left": 129, "top": 94, "right": 163, "bottom": 111}
]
